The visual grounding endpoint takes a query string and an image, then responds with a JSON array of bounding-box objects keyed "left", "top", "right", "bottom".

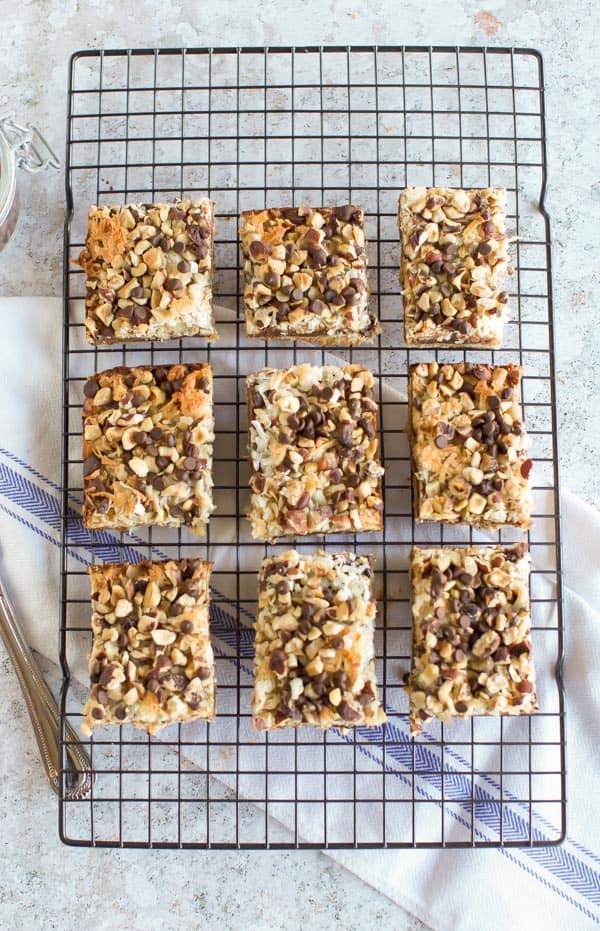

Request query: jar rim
[{"left": 0, "top": 132, "right": 17, "bottom": 227}]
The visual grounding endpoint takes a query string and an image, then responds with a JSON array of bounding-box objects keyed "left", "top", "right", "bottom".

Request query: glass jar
[
  {"left": 0, "top": 129, "right": 19, "bottom": 252},
  {"left": 0, "top": 115, "right": 59, "bottom": 254}
]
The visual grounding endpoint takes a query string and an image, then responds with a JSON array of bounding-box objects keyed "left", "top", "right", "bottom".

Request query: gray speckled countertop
[{"left": 0, "top": 1, "right": 597, "bottom": 928}]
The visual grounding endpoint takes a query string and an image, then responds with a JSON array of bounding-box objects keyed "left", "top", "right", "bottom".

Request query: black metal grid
[{"left": 60, "top": 46, "right": 565, "bottom": 849}]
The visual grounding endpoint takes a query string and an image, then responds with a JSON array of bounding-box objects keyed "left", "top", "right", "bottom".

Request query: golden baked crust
[
  {"left": 408, "top": 361, "right": 532, "bottom": 530},
  {"left": 399, "top": 187, "right": 510, "bottom": 347},
  {"left": 76, "top": 198, "right": 217, "bottom": 344},
  {"left": 252, "top": 550, "right": 386, "bottom": 731},
  {"left": 246, "top": 363, "right": 384, "bottom": 541},
  {"left": 81, "top": 558, "right": 215, "bottom": 735},
  {"left": 406, "top": 544, "right": 537, "bottom": 736},
  {"left": 241, "top": 205, "right": 379, "bottom": 345},
  {"left": 82, "top": 363, "right": 214, "bottom": 534}
]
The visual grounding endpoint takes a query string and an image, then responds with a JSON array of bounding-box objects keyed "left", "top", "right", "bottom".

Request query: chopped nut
[
  {"left": 241, "top": 205, "right": 379, "bottom": 346},
  {"left": 82, "top": 364, "right": 215, "bottom": 536},
  {"left": 408, "top": 361, "right": 532, "bottom": 530}
]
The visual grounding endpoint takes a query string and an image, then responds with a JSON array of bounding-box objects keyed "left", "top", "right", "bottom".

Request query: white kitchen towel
[{"left": 1, "top": 298, "right": 599, "bottom": 930}]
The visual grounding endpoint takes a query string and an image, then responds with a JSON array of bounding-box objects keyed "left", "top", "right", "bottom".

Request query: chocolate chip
[
  {"left": 98, "top": 664, "right": 115, "bottom": 687},
  {"left": 483, "top": 221, "right": 496, "bottom": 236},
  {"left": 91, "top": 707, "right": 105, "bottom": 720},
  {"left": 84, "top": 378, "right": 100, "bottom": 398},
  {"left": 455, "top": 701, "right": 468, "bottom": 714},
  {"left": 83, "top": 454, "right": 100, "bottom": 476},
  {"left": 173, "top": 241, "right": 186, "bottom": 253},
  {"left": 177, "top": 260, "right": 191, "bottom": 274},
  {"left": 263, "top": 271, "right": 279, "bottom": 287},
  {"left": 269, "top": 650, "right": 287, "bottom": 675},
  {"left": 517, "top": 680, "right": 534, "bottom": 693},
  {"left": 165, "top": 277, "right": 183, "bottom": 291},
  {"left": 332, "top": 670, "right": 348, "bottom": 689},
  {"left": 291, "top": 288, "right": 304, "bottom": 302},
  {"left": 309, "top": 299, "right": 325, "bottom": 315},
  {"left": 338, "top": 700, "right": 361, "bottom": 722},
  {"left": 320, "top": 386, "right": 334, "bottom": 402},
  {"left": 249, "top": 240, "right": 267, "bottom": 258},
  {"left": 276, "top": 580, "right": 290, "bottom": 595},
  {"left": 478, "top": 242, "right": 493, "bottom": 255},
  {"left": 335, "top": 205, "right": 356, "bottom": 222},
  {"left": 180, "top": 620, "right": 193, "bottom": 634},
  {"left": 337, "top": 423, "right": 354, "bottom": 448},
  {"left": 310, "top": 247, "right": 328, "bottom": 267},
  {"left": 197, "top": 666, "right": 211, "bottom": 680}
]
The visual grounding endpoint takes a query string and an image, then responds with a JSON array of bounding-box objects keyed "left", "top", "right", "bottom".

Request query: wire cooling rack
[{"left": 60, "top": 46, "right": 565, "bottom": 848}]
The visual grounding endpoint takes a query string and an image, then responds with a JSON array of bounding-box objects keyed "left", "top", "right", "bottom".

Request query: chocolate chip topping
[
  {"left": 406, "top": 545, "right": 537, "bottom": 736},
  {"left": 247, "top": 363, "right": 384, "bottom": 541},
  {"left": 76, "top": 198, "right": 216, "bottom": 344},
  {"left": 82, "top": 363, "right": 215, "bottom": 535},
  {"left": 399, "top": 187, "right": 510, "bottom": 347},
  {"left": 241, "top": 205, "right": 379, "bottom": 344},
  {"left": 252, "top": 551, "right": 386, "bottom": 732},
  {"left": 81, "top": 558, "right": 215, "bottom": 737}
]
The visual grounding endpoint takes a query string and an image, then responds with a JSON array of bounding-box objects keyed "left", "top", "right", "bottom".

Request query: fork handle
[{"left": 0, "top": 578, "right": 93, "bottom": 800}]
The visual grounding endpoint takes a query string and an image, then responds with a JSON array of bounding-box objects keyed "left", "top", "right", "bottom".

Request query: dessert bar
[
  {"left": 241, "top": 205, "right": 379, "bottom": 344},
  {"left": 83, "top": 363, "right": 214, "bottom": 535},
  {"left": 406, "top": 544, "right": 537, "bottom": 736},
  {"left": 399, "top": 187, "right": 510, "bottom": 347},
  {"left": 77, "top": 198, "right": 217, "bottom": 344},
  {"left": 246, "top": 363, "right": 384, "bottom": 541},
  {"left": 81, "top": 558, "right": 215, "bottom": 735},
  {"left": 408, "top": 361, "right": 532, "bottom": 529},
  {"left": 252, "top": 550, "right": 386, "bottom": 731}
]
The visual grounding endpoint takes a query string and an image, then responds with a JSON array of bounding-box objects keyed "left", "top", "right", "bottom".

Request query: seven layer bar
[
  {"left": 408, "top": 361, "right": 533, "bottom": 530},
  {"left": 82, "top": 363, "right": 215, "bottom": 535},
  {"left": 76, "top": 198, "right": 217, "bottom": 344},
  {"left": 246, "top": 363, "right": 384, "bottom": 541},
  {"left": 81, "top": 558, "right": 215, "bottom": 735},
  {"left": 406, "top": 544, "right": 537, "bottom": 736},
  {"left": 398, "top": 187, "right": 510, "bottom": 347},
  {"left": 252, "top": 550, "right": 386, "bottom": 730},
  {"left": 241, "top": 205, "right": 379, "bottom": 345}
]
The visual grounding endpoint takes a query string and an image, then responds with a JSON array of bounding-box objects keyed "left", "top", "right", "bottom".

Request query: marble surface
[{"left": 0, "top": 2, "right": 597, "bottom": 929}]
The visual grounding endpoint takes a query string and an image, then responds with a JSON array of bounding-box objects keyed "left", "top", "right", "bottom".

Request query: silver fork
[{"left": 0, "top": 574, "right": 93, "bottom": 799}]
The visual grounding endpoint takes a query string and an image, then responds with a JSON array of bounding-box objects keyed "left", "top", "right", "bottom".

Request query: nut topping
[
  {"left": 241, "top": 206, "right": 379, "bottom": 345},
  {"left": 246, "top": 363, "right": 384, "bottom": 541},
  {"left": 76, "top": 199, "right": 217, "bottom": 344},
  {"left": 406, "top": 545, "right": 537, "bottom": 735},
  {"left": 82, "top": 363, "right": 215, "bottom": 535},
  {"left": 399, "top": 188, "right": 511, "bottom": 347},
  {"left": 81, "top": 559, "right": 215, "bottom": 735},
  {"left": 252, "top": 550, "right": 386, "bottom": 731},
  {"left": 408, "top": 361, "right": 532, "bottom": 530}
]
